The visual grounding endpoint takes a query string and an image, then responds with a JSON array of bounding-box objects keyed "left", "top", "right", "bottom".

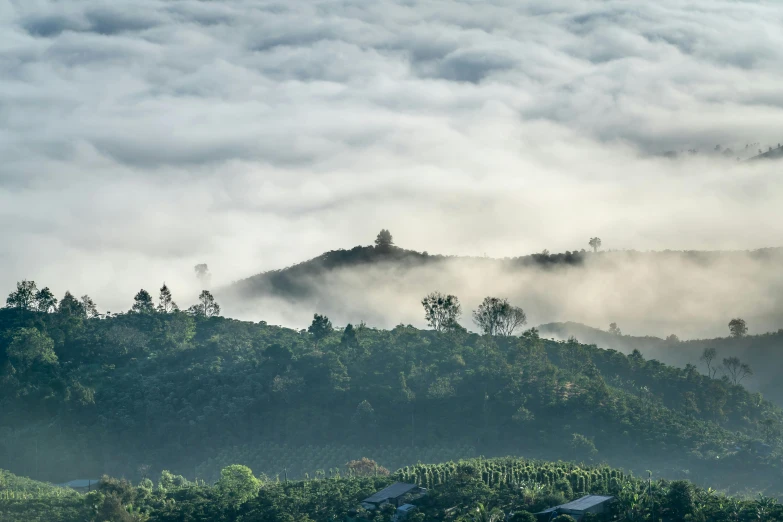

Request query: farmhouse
[{"left": 535, "top": 495, "right": 614, "bottom": 521}]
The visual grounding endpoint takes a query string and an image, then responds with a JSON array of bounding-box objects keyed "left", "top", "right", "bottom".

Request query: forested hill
[
  {"left": 539, "top": 321, "right": 783, "bottom": 406},
  {"left": 1, "top": 303, "right": 783, "bottom": 498}
]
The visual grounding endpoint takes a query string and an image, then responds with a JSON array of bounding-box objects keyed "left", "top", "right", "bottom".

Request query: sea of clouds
[{"left": 2, "top": 0, "right": 783, "bottom": 328}]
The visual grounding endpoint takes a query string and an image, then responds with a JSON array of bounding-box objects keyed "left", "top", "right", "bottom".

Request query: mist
[
  {"left": 222, "top": 248, "right": 783, "bottom": 340},
  {"left": 2, "top": 0, "right": 783, "bottom": 320}
]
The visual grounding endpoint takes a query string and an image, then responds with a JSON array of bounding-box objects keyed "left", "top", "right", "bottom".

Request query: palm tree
[{"left": 588, "top": 237, "right": 602, "bottom": 252}]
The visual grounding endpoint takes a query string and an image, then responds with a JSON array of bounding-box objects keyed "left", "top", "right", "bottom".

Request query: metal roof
[
  {"left": 56, "top": 479, "right": 99, "bottom": 488},
  {"left": 536, "top": 495, "right": 614, "bottom": 514},
  {"left": 362, "top": 483, "right": 418, "bottom": 504},
  {"left": 397, "top": 504, "right": 417, "bottom": 512}
]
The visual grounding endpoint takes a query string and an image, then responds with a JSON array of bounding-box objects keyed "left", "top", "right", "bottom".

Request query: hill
[
  {"left": 1, "top": 292, "right": 783, "bottom": 498},
  {"left": 538, "top": 321, "right": 783, "bottom": 406},
  {"left": 220, "top": 244, "right": 783, "bottom": 340},
  {"left": 3, "top": 457, "right": 783, "bottom": 522}
]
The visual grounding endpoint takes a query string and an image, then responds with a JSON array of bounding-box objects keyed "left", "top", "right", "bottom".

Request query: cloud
[{"left": 1, "top": 0, "right": 783, "bottom": 330}]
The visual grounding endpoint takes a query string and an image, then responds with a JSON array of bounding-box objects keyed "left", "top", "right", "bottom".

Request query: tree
[
  {"left": 157, "top": 283, "right": 178, "bottom": 313},
  {"left": 59, "top": 291, "right": 85, "bottom": 317},
  {"left": 216, "top": 465, "right": 260, "bottom": 507},
  {"left": 6, "top": 328, "right": 58, "bottom": 371},
  {"left": 588, "top": 237, "right": 602, "bottom": 252},
  {"left": 6, "top": 280, "right": 37, "bottom": 310},
  {"left": 374, "top": 229, "right": 394, "bottom": 249},
  {"left": 81, "top": 295, "right": 99, "bottom": 318},
  {"left": 131, "top": 289, "right": 155, "bottom": 314},
  {"left": 722, "top": 356, "right": 752, "bottom": 385},
  {"left": 472, "top": 297, "right": 526, "bottom": 336},
  {"left": 728, "top": 318, "right": 748, "bottom": 338},
  {"left": 700, "top": 347, "right": 718, "bottom": 379},
  {"left": 421, "top": 292, "right": 462, "bottom": 332},
  {"left": 34, "top": 287, "right": 57, "bottom": 312},
  {"left": 608, "top": 322, "right": 622, "bottom": 335},
  {"left": 665, "top": 334, "right": 679, "bottom": 343},
  {"left": 341, "top": 323, "right": 358, "bottom": 349},
  {"left": 345, "top": 457, "right": 389, "bottom": 477},
  {"left": 666, "top": 480, "right": 694, "bottom": 520},
  {"left": 189, "top": 290, "right": 220, "bottom": 318},
  {"left": 308, "top": 313, "right": 333, "bottom": 349}
]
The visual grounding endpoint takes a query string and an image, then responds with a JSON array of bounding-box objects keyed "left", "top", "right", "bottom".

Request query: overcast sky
[{"left": 2, "top": 0, "right": 783, "bottom": 318}]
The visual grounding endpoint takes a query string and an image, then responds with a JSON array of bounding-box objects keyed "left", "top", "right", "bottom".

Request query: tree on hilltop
[
  {"left": 6, "top": 280, "right": 37, "bottom": 310},
  {"left": 374, "top": 229, "right": 394, "bottom": 249},
  {"left": 473, "top": 297, "right": 527, "bottom": 337},
  {"left": 588, "top": 237, "right": 602, "bottom": 252},
  {"left": 131, "top": 289, "right": 155, "bottom": 314},
  {"left": 728, "top": 318, "right": 747, "bottom": 338},
  {"left": 157, "top": 283, "right": 178, "bottom": 313},
  {"left": 308, "top": 313, "right": 333, "bottom": 349}
]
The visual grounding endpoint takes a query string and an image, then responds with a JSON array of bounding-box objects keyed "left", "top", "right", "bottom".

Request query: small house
[
  {"left": 360, "top": 482, "right": 426, "bottom": 510},
  {"left": 535, "top": 495, "right": 614, "bottom": 521},
  {"left": 393, "top": 504, "right": 418, "bottom": 521}
]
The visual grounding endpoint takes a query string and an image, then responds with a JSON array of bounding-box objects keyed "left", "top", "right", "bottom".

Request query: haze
[{"left": 3, "top": 0, "right": 783, "bottom": 331}]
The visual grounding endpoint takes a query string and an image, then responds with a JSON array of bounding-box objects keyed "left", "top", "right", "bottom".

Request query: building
[
  {"left": 55, "top": 479, "right": 100, "bottom": 493},
  {"left": 535, "top": 495, "right": 614, "bottom": 521},
  {"left": 360, "top": 482, "right": 426, "bottom": 510}
]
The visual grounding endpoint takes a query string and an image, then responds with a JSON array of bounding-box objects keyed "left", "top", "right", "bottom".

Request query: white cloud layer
[{"left": 2, "top": 0, "right": 783, "bottom": 327}]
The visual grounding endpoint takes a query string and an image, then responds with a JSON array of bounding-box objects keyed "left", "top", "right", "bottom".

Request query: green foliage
[{"left": 216, "top": 464, "right": 260, "bottom": 506}]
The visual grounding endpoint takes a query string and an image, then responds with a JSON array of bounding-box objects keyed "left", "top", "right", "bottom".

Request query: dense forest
[
  {"left": 1, "top": 277, "right": 782, "bottom": 502},
  {"left": 4, "top": 457, "right": 783, "bottom": 521}
]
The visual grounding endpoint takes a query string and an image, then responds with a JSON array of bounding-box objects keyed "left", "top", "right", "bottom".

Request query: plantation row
[{"left": 396, "top": 458, "right": 629, "bottom": 495}]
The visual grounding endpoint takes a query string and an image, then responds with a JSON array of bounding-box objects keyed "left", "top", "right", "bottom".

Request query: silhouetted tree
[
  {"left": 34, "top": 287, "right": 58, "bottom": 312},
  {"left": 189, "top": 290, "right": 220, "bottom": 318},
  {"left": 58, "top": 291, "right": 85, "bottom": 317},
  {"left": 374, "top": 229, "right": 394, "bottom": 249},
  {"left": 308, "top": 313, "right": 333, "bottom": 349},
  {"left": 722, "top": 356, "right": 752, "bottom": 385},
  {"left": 421, "top": 292, "right": 462, "bottom": 332},
  {"left": 81, "top": 295, "right": 99, "bottom": 318},
  {"left": 588, "top": 237, "right": 602, "bottom": 252},
  {"left": 341, "top": 323, "right": 358, "bottom": 349},
  {"left": 131, "top": 289, "right": 155, "bottom": 314},
  {"left": 608, "top": 322, "right": 622, "bottom": 336},
  {"left": 472, "top": 297, "right": 526, "bottom": 336},
  {"left": 700, "top": 347, "right": 718, "bottom": 378},
  {"left": 6, "top": 280, "right": 37, "bottom": 310},
  {"left": 157, "top": 283, "right": 178, "bottom": 313},
  {"left": 665, "top": 334, "right": 679, "bottom": 343},
  {"left": 728, "top": 318, "right": 748, "bottom": 338}
]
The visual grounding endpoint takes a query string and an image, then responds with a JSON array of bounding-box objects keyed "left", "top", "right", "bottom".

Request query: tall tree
[
  {"left": 341, "top": 323, "right": 359, "bottom": 349},
  {"left": 722, "top": 356, "right": 752, "bottom": 385},
  {"left": 608, "top": 322, "right": 622, "bottom": 336},
  {"left": 6, "top": 280, "right": 37, "bottom": 310},
  {"left": 374, "top": 229, "right": 394, "bottom": 249},
  {"left": 58, "top": 291, "right": 85, "bottom": 317},
  {"left": 189, "top": 290, "right": 220, "bottom": 318},
  {"left": 157, "top": 283, "right": 178, "bottom": 313},
  {"left": 700, "top": 347, "right": 718, "bottom": 378},
  {"left": 308, "top": 313, "right": 333, "bottom": 349},
  {"left": 34, "top": 287, "right": 58, "bottom": 313},
  {"left": 588, "top": 237, "right": 602, "bottom": 252},
  {"left": 472, "top": 297, "right": 526, "bottom": 336},
  {"left": 81, "top": 295, "right": 99, "bottom": 318},
  {"left": 421, "top": 292, "right": 462, "bottom": 332},
  {"left": 131, "top": 289, "right": 155, "bottom": 314},
  {"left": 728, "top": 318, "right": 748, "bottom": 338}
]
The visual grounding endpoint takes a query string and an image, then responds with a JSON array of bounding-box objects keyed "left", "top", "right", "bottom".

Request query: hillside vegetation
[
  {"left": 3, "top": 457, "right": 783, "bottom": 521},
  {"left": 1, "top": 278, "right": 782, "bottom": 498}
]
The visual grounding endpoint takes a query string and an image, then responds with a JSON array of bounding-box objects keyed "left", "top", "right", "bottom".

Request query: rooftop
[
  {"left": 537, "top": 495, "right": 614, "bottom": 514},
  {"left": 362, "top": 483, "right": 419, "bottom": 504}
]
